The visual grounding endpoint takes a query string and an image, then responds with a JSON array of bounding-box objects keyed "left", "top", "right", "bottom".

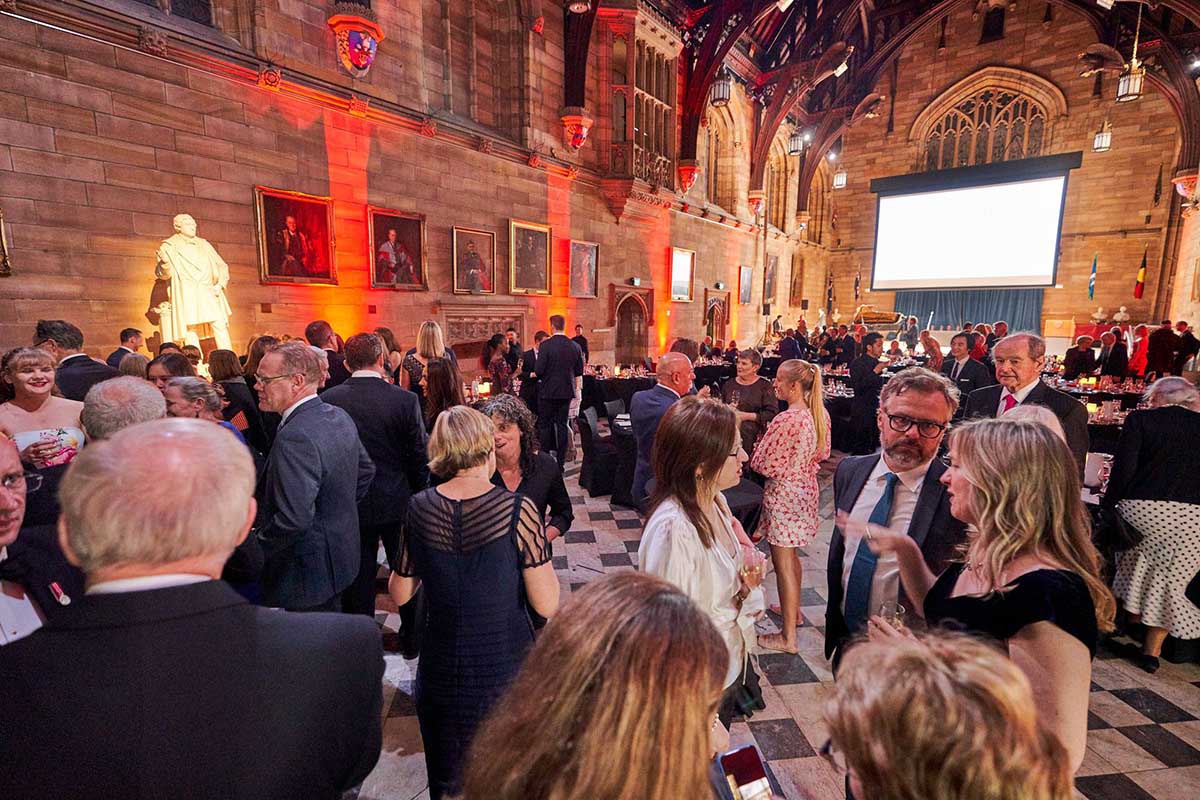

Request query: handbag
[{"left": 1090, "top": 504, "right": 1144, "bottom": 553}]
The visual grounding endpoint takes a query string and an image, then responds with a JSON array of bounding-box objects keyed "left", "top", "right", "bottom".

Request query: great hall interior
[{"left": 2, "top": 1, "right": 1200, "bottom": 799}]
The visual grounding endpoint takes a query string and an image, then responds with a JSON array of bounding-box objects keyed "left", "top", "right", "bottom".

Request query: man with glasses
[
  {"left": 824, "top": 368, "right": 966, "bottom": 667},
  {"left": 0, "top": 438, "right": 83, "bottom": 645}
]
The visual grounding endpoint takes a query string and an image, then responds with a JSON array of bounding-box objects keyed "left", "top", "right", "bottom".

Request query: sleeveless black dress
[
  {"left": 396, "top": 485, "right": 550, "bottom": 799},
  {"left": 924, "top": 562, "right": 1099, "bottom": 656}
]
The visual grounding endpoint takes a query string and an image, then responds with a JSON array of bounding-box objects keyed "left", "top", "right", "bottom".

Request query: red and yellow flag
[{"left": 1133, "top": 248, "right": 1147, "bottom": 299}]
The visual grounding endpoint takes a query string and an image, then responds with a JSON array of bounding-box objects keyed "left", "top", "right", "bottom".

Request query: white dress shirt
[
  {"left": 87, "top": 574, "right": 210, "bottom": 595},
  {"left": 280, "top": 393, "right": 319, "bottom": 426},
  {"left": 0, "top": 546, "right": 45, "bottom": 646},
  {"left": 841, "top": 456, "right": 931, "bottom": 616},
  {"left": 996, "top": 379, "right": 1040, "bottom": 416},
  {"left": 350, "top": 369, "right": 384, "bottom": 380},
  {"left": 950, "top": 356, "right": 969, "bottom": 380}
]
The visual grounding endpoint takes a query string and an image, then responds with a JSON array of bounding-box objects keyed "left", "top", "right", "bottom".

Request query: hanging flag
[
  {"left": 1133, "top": 248, "right": 1147, "bottom": 299},
  {"left": 1088, "top": 254, "right": 1097, "bottom": 300},
  {"left": 854, "top": 268, "right": 861, "bottom": 302},
  {"left": 825, "top": 271, "right": 834, "bottom": 313}
]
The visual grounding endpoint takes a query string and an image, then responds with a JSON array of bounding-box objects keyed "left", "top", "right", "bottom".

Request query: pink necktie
[{"left": 1001, "top": 394, "right": 1018, "bottom": 414}]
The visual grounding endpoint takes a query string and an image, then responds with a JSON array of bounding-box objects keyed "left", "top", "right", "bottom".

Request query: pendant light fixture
[
  {"left": 709, "top": 68, "right": 732, "bottom": 108},
  {"left": 1093, "top": 119, "right": 1112, "bottom": 152},
  {"left": 787, "top": 126, "right": 804, "bottom": 156},
  {"left": 1116, "top": 3, "right": 1145, "bottom": 102}
]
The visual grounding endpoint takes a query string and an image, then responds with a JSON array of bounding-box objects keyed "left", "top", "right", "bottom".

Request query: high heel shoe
[{"left": 1136, "top": 653, "right": 1160, "bottom": 674}]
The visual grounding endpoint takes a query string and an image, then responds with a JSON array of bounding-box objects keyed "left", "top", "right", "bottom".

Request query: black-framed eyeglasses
[
  {"left": 254, "top": 373, "right": 296, "bottom": 386},
  {"left": 884, "top": 413, "right": 947, "bottom": 439},
  {"left": 818, "top": 738, "right": 847, "bottom": 775},
  {"left": 1, "top": 472, "right": 43, "bottom": 493}
]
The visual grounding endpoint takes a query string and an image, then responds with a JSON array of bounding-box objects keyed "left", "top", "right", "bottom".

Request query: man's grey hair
[
  {"left": 879, "top": 367, "right": 960, "bottom": 418},
  {"left": 60, "top": 418, "right": 255, "bottom": 573},
  {"left": 996, "top": 332, "right": 1046, "bottom": 361},
  {"left": 168, "top": 377, "right": 222, "bottom": 414},
  {"left": 1145, "top": 376, "right": 1200, "bottom": 411},
  {"left": 269, "top": 341, "right": 323, "bottom": 385},
  {"left": 82, "top": 376, "right": 166, "bottom": 440}
]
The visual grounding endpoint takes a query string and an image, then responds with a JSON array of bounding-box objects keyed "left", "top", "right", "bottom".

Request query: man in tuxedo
[
  {"left": 519, "top": 330, "right": 548, "bottom": 411},
  {"left": 322, "top": 333, "right": 429, "bottom": 619},
  {"left": 630, "top": 353, "right": 694, "bottom": 503},
  {"left": 0, "top": 438, "right": 84, "bottom": 645},
  {"left": 105, "top": 327, "right": 143, "bottom": 369},
  {"left": 941, "top": 332, "right": 994, "bottom": 419},
  {"left": 849, "top": 332, "right": 887, "bottom": 454},
  {"left": 825, "top": 368, "right": 966, "bottom": 665},
  {"left": 836, "top": 325, "right": 857, "bottom": 367},
  {"left": 534, "top": 315, "right": 584, "bottom": 467},
  {"left": 254, "top": 342, "right": 375, "bottom": 611},
  {"left": 504, "top": 327, "right": 522, "bottom": 373},
  {"left": 33, "top": 319, "right": 119, "bottom": 401},
  {"left": 572, "top": 324, "right": 590, "bottom": 364},
  {"left": 777, "top": 329, "right": 802, "bottom": 360},
  {"left": 1097, "top": 330, "right": 1129, "bottom": 377},
  {"left": 964, "top": 333, "right": 1088, "bottom": 474},
  {"left": 1174, "top": 320, "right": 1199, "bottom": 375},
  {"left": 986, "top": 320, "right": 1007, "bottom": 351},
  {"left": 1145, "top": 320, "right": 1179, "bottom": 380},
  {"left": 304, "top": 319, "right": 351, "bottom": 389},
  {"left": 1061, "top": 335, "right": 1098, "bottom": 380},
  {"left": 0, "top": 419, "right": 384, "bottom": 797}
]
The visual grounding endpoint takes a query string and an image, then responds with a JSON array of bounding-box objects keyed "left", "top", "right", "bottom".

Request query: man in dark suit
[
  {"left": 1097, "top": 330, "right": 1129, "bottom": 377},
  {"left": 1145, "top": 320, "right": 1179, "bottom": 379},
  {"left": 572, "top": 324, "right": 590, "bottom": 364},
  {"left": 534, "top": 315, "right": 585, "bottom": 467},
  {"left": 105, "top": 327, "right": 143, "bottom": 369},
  {"left": 849, "top": 332, "right": 887, "bottom": 454},
  {"left": 1061, "top": 335, "right": 1098, "bottom": 380},
  {"left": 0, "top": 419, "right": 383, "bottom": 797},
  {"left": 941, "top": 332, "right": 994, "bottom": 418},
  {"left": 630, "top": 352, "right": 694, "bottom": 503},
  {"left": 322, "top": 333, "right": 429, "bottom": 618},
  {"left": 1174, "top": 320, "right": 1199, "bottom": 375},
  {"left": 254, "top": 342, "right": 375, "bottom": 611},
  {"left": 0, "top": 439, "right": 84, "bottom": 644},
  {"left": 777, "top": 329, "right": 802, "bottom": 360},
  {"left": 33, "top": 319, "right": 119, "bottom": 401},
  {"left": 986, "top": 320, "right": 1007, "bottom": 351},
  {"left": 825, "top": 368, "right": 966, "bottom": 665},
  {"left": 504, "top": 327, "right": 522, "bottom": 373},
  {"left": 519, "top": 330, "right": 548, "bottom": 411},
  {"left": 836, "top": 325, "right": 857, "bottom": 367},
  {"left": 964, "top": 333, "right": 1088, "bottom": 474},
  {"left": 305, "top": 319, "right": 351, "bottom": 389}
]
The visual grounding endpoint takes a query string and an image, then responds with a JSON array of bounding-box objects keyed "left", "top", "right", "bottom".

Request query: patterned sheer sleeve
[
  {"left": 393, "top": 502, "right": 421, "bottom": 577},
  {"left": 513, "top": 495, "right": 552, "bottom": 568}
]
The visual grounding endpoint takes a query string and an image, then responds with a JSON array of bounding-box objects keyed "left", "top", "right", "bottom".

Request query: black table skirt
[{"left": 582, "top": 375, "right": 656, "bottom": 416}]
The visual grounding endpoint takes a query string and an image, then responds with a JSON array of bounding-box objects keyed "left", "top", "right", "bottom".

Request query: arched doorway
[
  {"left": 615, "top": 295, "right": 648, "bottom": 366},
  {"left": 705, "top": 301, "right": 725, "bottom": 340}
]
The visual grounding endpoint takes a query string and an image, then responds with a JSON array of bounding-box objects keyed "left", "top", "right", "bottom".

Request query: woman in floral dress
[{"left": 750, "top": 359, "right": 830, "bottom": 653}]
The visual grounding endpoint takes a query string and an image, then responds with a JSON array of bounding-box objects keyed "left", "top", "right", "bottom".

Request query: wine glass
[{"left": 877, "top": 599, "right": 906, "bottom": 629}]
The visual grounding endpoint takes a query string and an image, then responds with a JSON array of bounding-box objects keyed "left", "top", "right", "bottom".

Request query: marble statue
[
  {"left": 832, "top": 308, "right": 842, "bottom": 324},
  {"left": 155, "top": 214, "right": 233, "bottom": 351},
  {"left": 1113, "top": 306, "right": 1131, "bottom": 323},
  {"left": 817, "top": 308, "right": 827, "bottom": 328},
  {"left": 1091, "top": 306, "right": 1107, "bottom": 323}
]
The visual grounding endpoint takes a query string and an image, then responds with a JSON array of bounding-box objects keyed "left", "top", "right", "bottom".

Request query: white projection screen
[{"left": 869, "top": 154, "right": 1079, "bottom": 291}]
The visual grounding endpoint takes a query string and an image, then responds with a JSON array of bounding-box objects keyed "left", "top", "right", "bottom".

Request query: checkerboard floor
[{"left": 357, "top": 450, "right": 1200, "bottom": 800}]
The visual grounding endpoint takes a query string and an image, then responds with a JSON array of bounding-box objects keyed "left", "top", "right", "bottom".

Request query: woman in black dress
[
  {"left": 839, "top": 417, "right": 1114, "bottom": 774},
  {"left": 421, "top": 357, "right": 466, "bottom": 433},
  {"left": 388, "top": 406, "right": 559, "bottom": 800},
  {"left": 483, "top": 394, "right": 572, "bottom": 543},
  {"left": 207, "top": 348, "right": 269, "bottom": 454}
]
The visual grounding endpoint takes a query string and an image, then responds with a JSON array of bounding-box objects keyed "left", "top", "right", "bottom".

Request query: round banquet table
[
  {"left": 582, "top": 374, "right": 656, "bottom": 416},
  {"left": 694, "top": 363, "right": 736, "bottom": 393}
]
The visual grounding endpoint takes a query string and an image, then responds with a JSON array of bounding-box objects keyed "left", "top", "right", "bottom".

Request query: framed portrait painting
[
  {"left": 764, "top": 254, "right": 778, "bottom": 304},
  {"left": 510, "top": 219, "right": 552, "bottom": 295},
  {"left": 254, "top": 186, "right": 336, "bottom": 285},
  {"left": 569, "top": 240, "right": 599, "bottom": 298},
  {"left": 789, "top": 253, "right": 805, "bottom": 306},
  {"left": 670, "top": 247, "right": 695, "bottom": 302},
  {"left": 452, "top": 226, "right": 496, "bottom": 294},
  {"left": 738, "top": 265, "right": 753, "bottom": 305},
  {"left": 368, "top": 207, "right": 426, "bottom": 290}
]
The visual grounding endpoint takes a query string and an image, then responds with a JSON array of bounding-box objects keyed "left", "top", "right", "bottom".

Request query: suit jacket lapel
[{"left": 906, "top": 458, "right": 947, "bottom": 550}]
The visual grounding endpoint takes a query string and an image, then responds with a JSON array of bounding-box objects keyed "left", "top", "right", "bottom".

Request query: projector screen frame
[{"left": 867, "top": 151, "right": 1082, "bottom": 292}]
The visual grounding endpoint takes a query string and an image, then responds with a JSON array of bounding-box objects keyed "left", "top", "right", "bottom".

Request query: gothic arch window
[{"left": 910, "top": 67, "right": 1067, "bottom": 172}]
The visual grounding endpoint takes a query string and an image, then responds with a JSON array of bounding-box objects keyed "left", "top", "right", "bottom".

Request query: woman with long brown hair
[
  {"left": 825, "top": 632, "right": 1073, "bottom": 800},
  {"left": 373, "top": 325, "right": 404, "bottom": 381},
  {"left": 638, "top": 396, "right": 764, "bottom": 728},
  {"left": 842, "top": 417, "right": 1115, "bottom": 773},
  {"left": 421, "top": 356, "right": 466, "bottom": 432},
  {"left": 751, "top": 359, "right": 830, "bottom": 653},
  {"left": 460, "top": 573, "right": 727, "bottom": 800}
]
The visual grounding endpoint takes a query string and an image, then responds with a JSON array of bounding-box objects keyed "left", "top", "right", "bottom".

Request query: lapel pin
[{"left": 50, "top": 582, "right": 71, "bottom": 606}]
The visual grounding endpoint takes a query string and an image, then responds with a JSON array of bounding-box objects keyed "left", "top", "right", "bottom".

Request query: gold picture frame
[
  {"left": 670, "top": 247, "right": 695, "bottom": 302},
  {"left": 254, "top": 186, "right": 337, "bottom": 285},
  {"left": 452, "top": 226, "right": 497, "bottom": 294},
  {"left": 509, "top": 219, "right": 552, "bottom": 295},
  {"left": 367, "top": 206, "right": 427, "bottom": 290},
  {"left": 0, "top": 205, "right": 11, "bottom": 277}
]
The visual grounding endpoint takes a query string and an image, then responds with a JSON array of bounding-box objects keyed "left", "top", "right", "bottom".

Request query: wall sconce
[
  {"left": 714, "top": 281, "right": 726, "bottom": 290},
  {"left": 1092, "top": 119, "right": 1112, "bottom": 152},
  {"left": 629, "top": 276, "right": 641, "bottom": 286},
  {"left": 327, "top": 2, "right": 385, "bottom": 78},
  {"left": 833, "top": 168, "right": 848, "bottom": 189}
]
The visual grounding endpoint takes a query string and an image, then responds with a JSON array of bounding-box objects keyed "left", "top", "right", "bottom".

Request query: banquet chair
[
  {"left": 578, "top": 406, "right": 618, "bottom": 497},
  {"left": 604, "top": 399, "right": 626, "bottom": 421}
]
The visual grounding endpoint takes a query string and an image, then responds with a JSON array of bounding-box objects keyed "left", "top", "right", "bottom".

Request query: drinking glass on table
[
  {"left": 728, "top": 390, "right": 741, "bottom": 408},
  {"left": 877, "top": 599, "right": 906, "bottom": 629}
]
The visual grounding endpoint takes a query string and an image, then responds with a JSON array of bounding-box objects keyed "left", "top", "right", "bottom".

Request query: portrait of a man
[
  {"left": 509, "top": 220, "right": 551, "bottom": 295},
  {"left": 739, "top": 265, "right": 753, "bottom": 305},
  {"left": 254, "top": 187, "right": 336, "bottom": 285},
  {"left": 452, "top": 226, "right": 496, "bottom": 294},
  {"left": 670, "top": 247, "right": 695, "bottom": 302},
  {"left": 368, "top": 208, "right": 425, "bottom": 290},
  {"left": 764, "top": 254, "right": 778, "bottom": 304},
  {"left": 569, "top": 240, "right": 598, "bottom": 298}
]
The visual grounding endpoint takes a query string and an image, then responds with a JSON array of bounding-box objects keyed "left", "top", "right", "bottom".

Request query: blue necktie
[{"left": 844, "top": 472, "right": 899, "bottom": 633}]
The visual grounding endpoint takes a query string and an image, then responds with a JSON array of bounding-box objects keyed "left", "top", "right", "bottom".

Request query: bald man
[
  {"left": 0, "top": 420, "right": 383, "bottom": 798},
  {"left": 630, "top": 352, "right": 696, "bottom": 503}
]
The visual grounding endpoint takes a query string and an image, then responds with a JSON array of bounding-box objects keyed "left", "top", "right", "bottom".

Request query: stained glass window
[{"left": 923, "top": 87, "right": 1048, "bottom": 170}]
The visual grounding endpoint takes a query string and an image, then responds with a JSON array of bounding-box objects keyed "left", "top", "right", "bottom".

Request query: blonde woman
[
  {"left": 401, "top": 320, "right": 457, "bottom": 410},
  {"left": 842, "top": 417, "right": 1115, "bottom": 773},
  {"left": 388, "top": 405, "right": 558, "bottom": 799},
  {"left": 460, "top": 573, "right": 727, "bottom": 800},
  {"left": 0, "top": 348, "right": 84, "bottom": 467},
  {"left": 751, "top": 359, "right": 830, "bottom": 654},
  {"left": 638, "top": 396, "right": 765, "bottom": 727},
  {"left": 825, "top": 632, "right": 1073, "bottom": 800}
]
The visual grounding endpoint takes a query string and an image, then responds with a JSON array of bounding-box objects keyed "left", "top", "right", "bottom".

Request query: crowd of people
[{"left": 1, "top": 310, "right": 1198, "bottom": 800}]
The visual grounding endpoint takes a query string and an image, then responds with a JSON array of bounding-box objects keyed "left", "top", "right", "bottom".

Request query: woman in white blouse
[{"left": 639, "top": 396, "right": 765, "bottom": 728}]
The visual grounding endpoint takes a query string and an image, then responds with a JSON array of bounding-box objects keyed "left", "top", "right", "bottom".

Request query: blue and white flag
[{"left": 1088, "top": 254, "right": 1097, "bottom": 300}]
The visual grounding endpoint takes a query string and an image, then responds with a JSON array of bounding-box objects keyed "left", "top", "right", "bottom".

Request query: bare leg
[
  {"left": 1143, "top": 626, "right": 1169, "bottom": 657},
  {"left": 760, "top": 544, "right": 800, "bottom": 654}
]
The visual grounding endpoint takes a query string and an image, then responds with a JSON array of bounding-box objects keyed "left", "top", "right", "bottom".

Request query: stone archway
[{"left": 614, "top": 293, "right": 648, "bottom": 366}]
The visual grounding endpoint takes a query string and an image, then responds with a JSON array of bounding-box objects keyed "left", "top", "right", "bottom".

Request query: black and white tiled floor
[{"left": 359, "top": 451, "right": 1200, "bottom": 800}]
